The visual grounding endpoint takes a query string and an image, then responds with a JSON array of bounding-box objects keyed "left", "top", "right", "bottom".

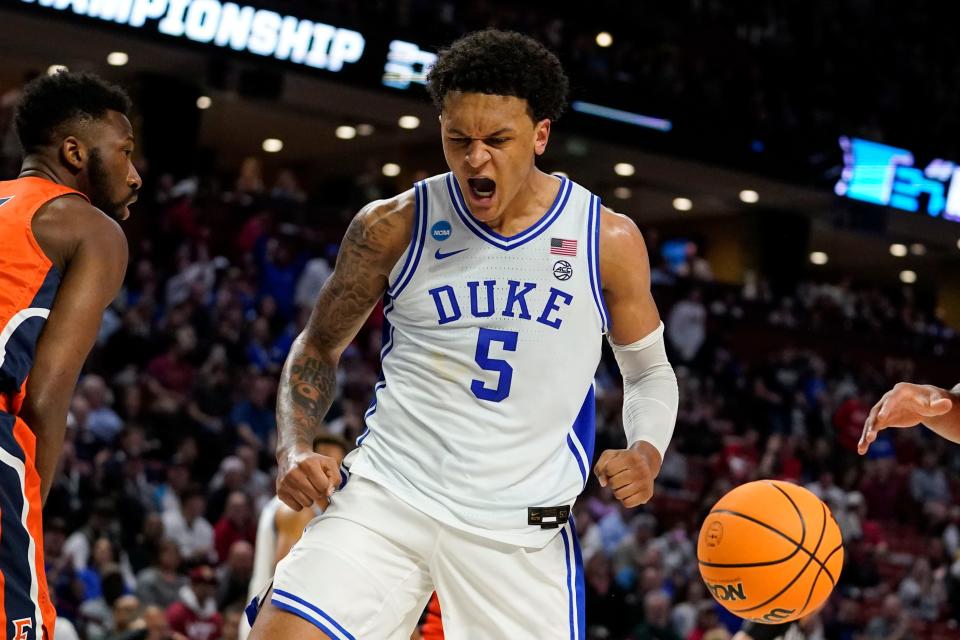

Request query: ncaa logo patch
[
  {"left": 431, "top": 221, "right": 452, "bottom": 241},
  {"left": 553, "top": 260, "right": 573, "bottom": 281}
]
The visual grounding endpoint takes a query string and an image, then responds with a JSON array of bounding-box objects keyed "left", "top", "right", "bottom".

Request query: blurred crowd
[
  {"left": 5, "top": 1, "right": 957, "bottom": 183},
  {"left": 0, "top": 153, "right": 942, "bottom": 640},
  {"left": 280, "top": 0, "right": 960, "bottom": 178}
]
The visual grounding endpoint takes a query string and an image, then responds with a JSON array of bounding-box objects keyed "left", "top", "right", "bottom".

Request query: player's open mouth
[{"left": 467, "top": 177, "right": 496, "bottom": 200}]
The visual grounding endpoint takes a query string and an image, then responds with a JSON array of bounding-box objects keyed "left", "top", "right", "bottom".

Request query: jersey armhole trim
[
  {"left": 387, "top": 181, "right": 428, "bottom": 298},
  {"left": 587, "top": 195, "right": 610, "bottom": 334}
]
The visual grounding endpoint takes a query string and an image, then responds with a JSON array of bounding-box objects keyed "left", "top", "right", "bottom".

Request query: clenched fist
[
  {"left": 277, "top": 447, "right": 342, "bottom": 511},
  {"left": 593, "top": 441, "right": 662, "bottom": 508}
]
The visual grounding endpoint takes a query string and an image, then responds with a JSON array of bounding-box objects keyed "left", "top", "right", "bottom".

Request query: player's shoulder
[
  {"left": 35, "top": 194, "right": 123, "bottom": 238},
  {"left": 345, "top": 189, "right": 417, "bottom": 265},
  {"left": 356, "top": 188, "right": 415, "bottom": 232},
  {"left": 598, "top": 204, "right": 647, "bottom": 257},
  {"left": 33, "top": 195, "right": 126, "bottom": 272}
]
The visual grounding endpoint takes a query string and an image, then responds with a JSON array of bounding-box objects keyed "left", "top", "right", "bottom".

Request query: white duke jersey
[{"left": 344, "top": 172, "right": 609, "bottom": 547}]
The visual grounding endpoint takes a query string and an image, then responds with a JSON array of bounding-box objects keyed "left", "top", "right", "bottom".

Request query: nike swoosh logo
[{"left": 435, "top": 248, "right": 469, "bottom": 260}]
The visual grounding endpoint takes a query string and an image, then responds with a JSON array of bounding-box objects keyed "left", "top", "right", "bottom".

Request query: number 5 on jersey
[{"left": 471, "top": 328, "right": 518, "bottom": 402}]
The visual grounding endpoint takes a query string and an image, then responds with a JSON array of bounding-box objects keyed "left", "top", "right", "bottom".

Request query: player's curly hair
[
  {"left": 426, "top": 30, "right": 569, "bottom": 122},
  {"left": 15, "top": 71, "right": 131, "bottom": 153}
]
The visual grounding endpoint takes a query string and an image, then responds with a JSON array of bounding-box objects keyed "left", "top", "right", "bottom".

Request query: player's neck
[
  {"left": 19, "top": 156, "right": 79, "bottom": 190},
  {"left": 485, "top": 169, "right": 560, "bottom": 236}
]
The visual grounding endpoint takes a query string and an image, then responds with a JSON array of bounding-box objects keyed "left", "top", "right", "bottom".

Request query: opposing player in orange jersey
[
  {"left": 0, "top": 70, "right": 139, "bottom": 638},
  {"left": 859, "top": 382, "right": 960, "bottom": 454},
  {"left": 417, "top": 593, "right": 444, "bottom": 640}
]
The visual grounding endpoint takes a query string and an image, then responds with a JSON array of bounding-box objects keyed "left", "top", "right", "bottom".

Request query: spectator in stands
[
  {"left": 109, "top": 594, "right": 144, "bottom": 639},
  {"left": 670, "top": 581, "right": 708, "bottom": 639},
  {"left": 136, "top": 539, "right": 187, "bottom": 609},
  {"left": 910, "top": 451, "right": 952, "bottom": 506},
  {"left": 213, "top": 492, "right": 256, "bottom": 563},
  {"left": 78, "top": 537, "right": 126, "bottom": 603},
  {"left": 235, "top": 157, "right": 264, "bottom": 195},
  {"left": 255, "top": 230, "right": 307, "bottom": 321},
  {"left": 166, "top": 566, "right": 223, "bottom": 640},
  {"left": 234, "top": 444, "right": 271, "bottom": 508},
  {"left": 154, "top": 463, "right": 191, "bottom": 517},
  {"left": 294, "top": 254, "right": 332, "bottom": 311},
  {"left": 859, "top": 455, "right": 907, "bottom": 521},
  {"left": 80, "top": 567, "right": 128, "bottom": 640},
  {"left": 64, "top": 499, "right": 123, "bottom": 572},
  {"left": 145, "top": 326, "right": 198, "bottom": 414},
  {"left": 673, "top": 241, "right": 713, "bottom": 281},
  {"left": 584, "top": 553, "right": 634, "bottom": 639},
  {"left": 162, "top": 486, "right": 215, "bottom": 564},
  {"left": 806, "top": 471, "right": 846, "bottom": 513},
  {"left": 631, "top": 590, "right": 681, "bottom": 640},
  {"left": 187, "top": 345, "right": 232, "bottom": 435},
  {"left": 206, "top": 457, "right": 248, "bottom": 524},
  {"left": 215, "top": 541, "right": 254, "bottom": 610},
  {"left": 270, "top": 168, "right": 307, "bottom": 203},
  {"left": 864, "top": 593, "right": 910, "bottom": 639},
  {"left": 666, "top": 288, "right": 707, "bottom": 362},
  {"left": 897, "top": 557, "right": 945, "bottom": 622},
  {"left": 229, "top": 376, "right": 276, "bottom": 452},
  {"left": 79, "top": 374, "right": 124, "bottom": 443},
  {"left": 142, "top": 605, "right": 188, "bottom": 640}
]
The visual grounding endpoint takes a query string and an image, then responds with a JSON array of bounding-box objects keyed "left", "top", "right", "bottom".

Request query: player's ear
[
  {"left": 534, "top": 119, "right": 551, "bottom": 156},
  {"left": 60, "top": 136, "right": 86, "bottom": 173}
]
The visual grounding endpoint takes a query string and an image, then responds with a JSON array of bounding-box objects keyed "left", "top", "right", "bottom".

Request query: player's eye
[{"left": 487, "top": 137, "right": 508, "bottom": 146}]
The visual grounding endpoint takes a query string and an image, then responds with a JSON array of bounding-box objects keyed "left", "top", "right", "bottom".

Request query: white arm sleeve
[{"left": 608, "top": 321, "right": 679, "bottom": 460}]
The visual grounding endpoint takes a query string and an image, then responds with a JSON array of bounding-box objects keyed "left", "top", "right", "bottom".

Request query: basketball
[{"left": 697, "top": 480, "right": 844, "bottom": 624}]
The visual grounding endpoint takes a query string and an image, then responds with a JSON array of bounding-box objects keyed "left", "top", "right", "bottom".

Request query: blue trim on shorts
[
  {"left": 561, "top": 521, "right": 586, "bottom": 640},
  {"left": 571, "top": 518, "right": 586, "bottom": 639},
  {"left": 273, "top": 588, "right": 356, "bottom": 640},
  {"left": 561, "top": 528, "right": 575, "bottom": 639},
  {"left": 272, "top": 600, "right": 347, "bottom": 640},
  {"left": 245, "top": 596, "right": 260, "bottom": 627}
]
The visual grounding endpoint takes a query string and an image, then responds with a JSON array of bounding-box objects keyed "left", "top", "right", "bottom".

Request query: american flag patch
[{"left": 550, "top": 238, "right": 578, "bottom": 256}]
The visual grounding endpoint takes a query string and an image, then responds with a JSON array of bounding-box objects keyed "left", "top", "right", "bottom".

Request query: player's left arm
[
  {"left": 272, "top": 505, "right": 318, "bottom": 568},
  {"left": 592, "top": 207, "right": 678, "bottom": 508},
  {"left": 21, "top": 201, "right": 128, "bottom": 505}
]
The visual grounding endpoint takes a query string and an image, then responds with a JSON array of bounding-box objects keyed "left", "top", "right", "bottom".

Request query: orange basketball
[{"left": 696, "top": 480, "right": 844, "bottom": 624}]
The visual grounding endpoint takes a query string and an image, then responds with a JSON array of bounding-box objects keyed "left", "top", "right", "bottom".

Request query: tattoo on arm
[{"left": 276, "top": 204, "right": 406, "bottom": 455}]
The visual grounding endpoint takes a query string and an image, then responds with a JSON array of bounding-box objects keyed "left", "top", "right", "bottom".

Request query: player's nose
[
  {"left": 465, "top": 140, "right": 491, "bottom": 168},
  {"left": 128, "top": 164, "right": 142, "bottom": 191}
]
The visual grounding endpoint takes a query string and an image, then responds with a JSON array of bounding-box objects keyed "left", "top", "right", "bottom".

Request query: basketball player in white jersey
[
  {"left": 248, "top": 29, "right": 679, "bottom": 640},
  {"left": 239, "top": 434, "right": 347, "bottom": 640}
]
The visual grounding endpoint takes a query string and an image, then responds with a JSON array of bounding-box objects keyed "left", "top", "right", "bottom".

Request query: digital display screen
[{"left": 835, "top": 136, "right": 960, "bottom": 222}]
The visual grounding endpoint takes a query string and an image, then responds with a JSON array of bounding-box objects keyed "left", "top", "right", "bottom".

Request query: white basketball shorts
[{"left": 269, "top": 476, "right": 586, "bottom": 639}]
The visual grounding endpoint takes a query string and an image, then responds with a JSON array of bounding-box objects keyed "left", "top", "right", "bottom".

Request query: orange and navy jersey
[
  {"left": 420, "top": 592, "right": 444, "bottom": 640},
  {"left": 0, "top": 177, "right": 86, "bottom": 417},
  {"left": 0, "top": 176, "right": 87, "bottom": 640}
]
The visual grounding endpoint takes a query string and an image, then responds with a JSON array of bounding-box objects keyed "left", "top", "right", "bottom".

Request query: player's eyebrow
[{"left": 446, "top": 127, "right": 515, "bottom": 137}]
